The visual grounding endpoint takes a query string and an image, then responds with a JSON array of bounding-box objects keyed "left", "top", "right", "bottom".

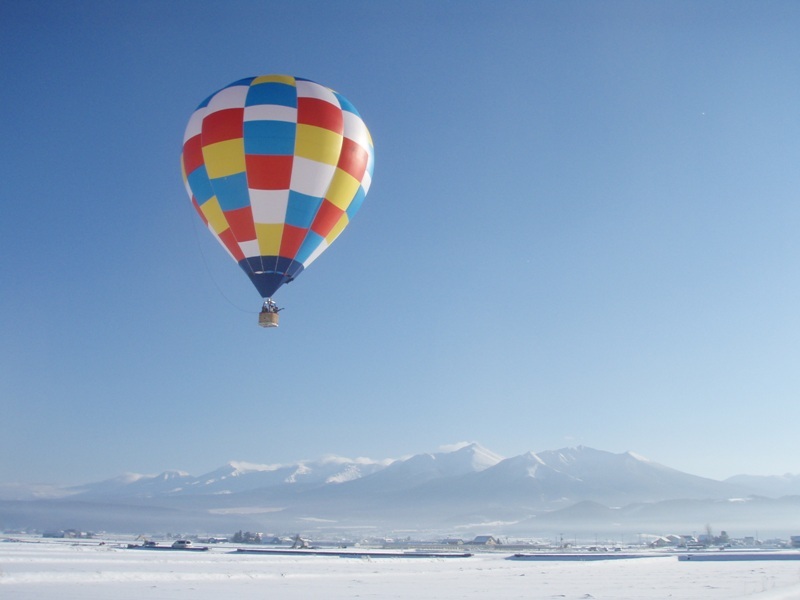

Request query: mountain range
[{"left": 3, "top": 443, "right": 800, "bottom": 538}]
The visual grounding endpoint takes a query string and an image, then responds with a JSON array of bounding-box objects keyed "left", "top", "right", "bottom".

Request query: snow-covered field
[{"left": 3, "top": 538, "right": 800, "bottom": 599}]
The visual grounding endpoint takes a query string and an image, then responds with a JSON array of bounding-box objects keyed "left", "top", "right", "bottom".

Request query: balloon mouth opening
[{"left": 239, "top": 257, "right": 304, "bottom": 298}]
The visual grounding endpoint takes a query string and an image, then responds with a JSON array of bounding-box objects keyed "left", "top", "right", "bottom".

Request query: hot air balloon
[{"left": 180, "top": 75, "right": 375, "bottom": 327}]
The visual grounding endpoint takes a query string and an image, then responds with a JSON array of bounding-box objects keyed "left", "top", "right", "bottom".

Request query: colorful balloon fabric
[{"left": 181, "top": 75, "right": 374, "bottom": 299}]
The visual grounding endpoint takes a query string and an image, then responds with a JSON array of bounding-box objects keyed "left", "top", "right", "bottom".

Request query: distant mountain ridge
[
  {"left": 725, "top": 473, "right": 800, "bottom": 498},
  {"left": 2, "top": 443, "right": 799, "bottom": 536}
]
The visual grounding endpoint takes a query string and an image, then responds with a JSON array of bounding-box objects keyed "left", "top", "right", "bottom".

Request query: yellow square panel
[
  {"left": 295, "top": 124, "right": 342, "bottom": 166},
  {"left": 203, "top": 139, "right": 245, "bottom": 179},
  {"left": 199, "top": 197, "right": 229, "bottom": 235},
  {"left": 252, "top": 75, "right": 296, "bottom": 86},
  {"left": 255, "top": 223, "right": 284, "bottom": 255},
  {"left": 325, "top": 168, "right": 361, "bottom": 210}
]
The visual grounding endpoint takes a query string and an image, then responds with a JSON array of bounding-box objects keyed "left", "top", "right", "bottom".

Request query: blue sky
[{"left": 2, "top": 1, "right": 800, "bottom": 484}]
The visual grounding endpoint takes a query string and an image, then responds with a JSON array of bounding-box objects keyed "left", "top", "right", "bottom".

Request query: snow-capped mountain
[
  {"left": 2, "top": 443, "right": 797, "bottom": 536},
  {"left": 512, "top": 446, "right": 734, "bottom": 505},
  {"left": 72, "top": 456, "right": 391, "bottom": 499},
  {"left": 331, "top": 442, "right": 503, "bottom": 494}
]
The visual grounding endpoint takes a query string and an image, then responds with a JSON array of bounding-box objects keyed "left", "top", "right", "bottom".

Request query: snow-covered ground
[{"left": 3, "top": 538, "right": 800, "bottom": 599}]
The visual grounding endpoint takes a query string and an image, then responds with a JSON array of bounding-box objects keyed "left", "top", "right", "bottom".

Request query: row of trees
[{"left": 231, "top": 530, "right": 262, "bottom": 544}]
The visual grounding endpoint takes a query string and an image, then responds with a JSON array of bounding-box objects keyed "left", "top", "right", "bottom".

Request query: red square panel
[
  {"left": 182, "top": 135, "right": 205, "bottom": 174},
  {"left": 279, "top": 224, "right": 307, "bottom": 259},
  {"left": 202, "top": 108, "right": 244, "bottom": 145},
  {"left": 224, "top": 206, "right": 256, "bottom": 241},
  {"left": 218, "top": 228, "right": 245, "bottom": 262},
  {"left": 246, "top": 155, "right": 293, "bottom": 190},
  {"left": 297, "top": 98, "right": 343, "bottom": 134},
  {"left": 310, "top": 200, "right": 345, "bottom": 238},
  {"left": 336, "top": 137, "right": 368, "bottom": 181}
]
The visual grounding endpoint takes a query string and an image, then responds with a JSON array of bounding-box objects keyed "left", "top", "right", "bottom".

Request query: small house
[{"left": 471, "top": 535, "right": 501, "bottom": 545}]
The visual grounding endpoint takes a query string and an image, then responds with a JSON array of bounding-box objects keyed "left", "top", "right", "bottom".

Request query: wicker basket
[{"left": 258, "top": 311, "right": 279, "bottom": 327}]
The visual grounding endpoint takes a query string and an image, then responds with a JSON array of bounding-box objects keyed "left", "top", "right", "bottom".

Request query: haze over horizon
[{"left": 3, "top": 1, "right": 800, "bottom": 486}]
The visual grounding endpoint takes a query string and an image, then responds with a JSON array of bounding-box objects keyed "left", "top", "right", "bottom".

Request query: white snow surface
[{"left": 3, "top": 538, "right": 800, "bottom": 599}]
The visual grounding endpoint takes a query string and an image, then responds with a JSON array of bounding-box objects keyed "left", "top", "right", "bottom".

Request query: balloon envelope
[{"left": 181, "top": 75, "right": 374, "bottom": 298}]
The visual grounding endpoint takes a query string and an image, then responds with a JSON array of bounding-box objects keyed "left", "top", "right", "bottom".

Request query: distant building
[
  {"left": 442, "top": 538, "right": 464, "bottom": 546},
  {"left": 42, "top": 529, "right": 90, "bottom": 539},
  {"left": 471, "top": 536, "right": 501, "bottom": 545},
  {"left": 649, "top": 535, "right": 687, "bottom": 548},
  {"left": 267, "top": 536, "right": 293, "bottom": 545}
]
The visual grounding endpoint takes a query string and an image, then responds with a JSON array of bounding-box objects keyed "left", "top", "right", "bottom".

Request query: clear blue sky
[{"left": 2, "top": 0, "right": 799, "bottom": 484}]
